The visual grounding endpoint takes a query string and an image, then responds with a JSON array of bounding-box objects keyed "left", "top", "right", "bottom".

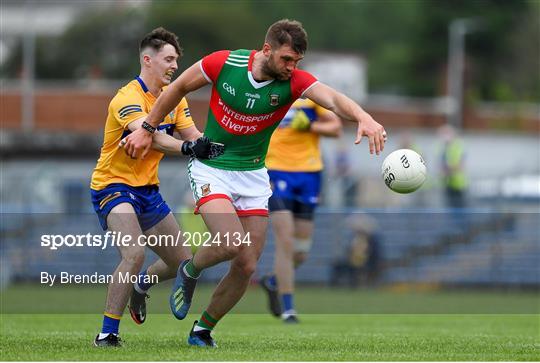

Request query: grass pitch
[{"left": 1, "top": 285, "right": 539, "bottom": 361}]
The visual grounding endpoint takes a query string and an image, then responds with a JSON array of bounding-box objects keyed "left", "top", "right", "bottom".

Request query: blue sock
[
  {"left": 281, "top": 293, "right": 294, "bottom": 312},
  {"left": 102, "top": 313, "right": 121, "bottom": 334},
  {"left": 137, "top": 269, "right": 155, "bottom": 292},
  {"left": 268, "top": 275, "right": 277, "bottom": 289}
]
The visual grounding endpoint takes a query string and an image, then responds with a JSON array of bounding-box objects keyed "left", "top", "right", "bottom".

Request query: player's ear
[
  {"left": 142, "top": 54, "right": 152, "bottom": 66},
  {"left": 262, "top": 43, "right": 272, "bottom": 57}
]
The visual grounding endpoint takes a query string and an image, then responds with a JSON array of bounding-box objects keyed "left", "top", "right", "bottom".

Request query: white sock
[
  {"left": 281, "top": 309, "right": 297, "bottom": 318},
  {"left": 98, "top": 332, "right": 117, "bottom": 339},
  {"left": 183, "top": 264, "right": 199, "bottom": 279}
]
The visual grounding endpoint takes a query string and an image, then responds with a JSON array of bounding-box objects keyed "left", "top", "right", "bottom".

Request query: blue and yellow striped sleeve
[
  {"left": 174, "top": 97, "right": 195, "bottom": 131},
  {"left": 109, "top": 91, "right": 146, "bottom": 129}
]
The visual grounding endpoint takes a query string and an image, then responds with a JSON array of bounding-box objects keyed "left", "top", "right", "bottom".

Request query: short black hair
[
  {"left": 265, "top": 19, "right": 308, "bottom": 55},
  {"left": 140, "top": 27, "right": 182, "bottom": 56}
]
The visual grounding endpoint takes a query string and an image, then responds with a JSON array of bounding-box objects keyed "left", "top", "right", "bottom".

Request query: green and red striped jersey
[{"left": 199, "top": 49, "right": 318, "bottom": 170}]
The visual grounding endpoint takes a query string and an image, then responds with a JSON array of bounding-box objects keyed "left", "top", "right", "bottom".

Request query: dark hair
[
  {"left": 139, "top": 27, "right": 182, "bottom": 56},
  {"left": 265, "top": 19, "right": 308, "bottom": 55}
]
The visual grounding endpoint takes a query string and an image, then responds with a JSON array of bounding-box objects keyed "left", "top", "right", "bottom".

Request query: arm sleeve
[
  {"left": 109, "top": 92, "right": 147, "bottom": 129},
  {"left": 199, "top": 50, "right": 230, "bottom": 83},
  {"left": 291, "top": 70, "right": 318, "bottom": 100},
  {"left": 174, "top": 98, "right": 195, "bottom": 131}
]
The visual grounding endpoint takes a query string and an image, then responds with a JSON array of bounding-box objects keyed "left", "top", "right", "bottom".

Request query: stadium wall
[{"left": 1, "top": 89, "right": 538, "bottom": 133}]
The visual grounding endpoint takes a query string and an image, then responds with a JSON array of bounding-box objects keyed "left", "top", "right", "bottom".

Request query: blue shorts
[
  {"left": 90, "top": 183, "right": 171, "bottom": 231},
  {"left": 268, "top": 170, "right": 321, "bottom": 219}
]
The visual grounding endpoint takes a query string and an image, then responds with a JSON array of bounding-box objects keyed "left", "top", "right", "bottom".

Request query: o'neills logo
[{"left": 211, "top": 97, "right": 286, "bottom": 135}]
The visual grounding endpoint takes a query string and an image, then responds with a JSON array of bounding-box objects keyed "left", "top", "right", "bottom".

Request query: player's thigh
[
  {"left": 143, "top": 212, "right": 190, "bottom": 266},
  {"left": 229, "top": 216, "right": 268, "bottom": 275},
  {"left": 199, "top": 198, "right": 245, "bottom": 236},
  {"left": 107, "top": 202, "right": 145, "bottom": 262},
  {"left": 270, "top": 210, "right": 295, "bottom": 246},
  {"left": 294, "top": 171, "right": 321, "bottom": 216},
  {"left": 198, "top": 198, "right": 247, "bottom": 258},
  {"left": 238, "top": 215, "right": 268, "bottom": 260}
]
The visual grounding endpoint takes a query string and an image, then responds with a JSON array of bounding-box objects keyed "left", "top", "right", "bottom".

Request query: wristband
[
  {"left": 180, "top": 141, "right": 189, "bottom": 156},
  {"left": 141, "top": 121, "right": 156, "bottom": 134}
]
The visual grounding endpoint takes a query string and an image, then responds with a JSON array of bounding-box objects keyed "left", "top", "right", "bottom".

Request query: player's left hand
[
  {"left": 290, "top": 110, "right": 311, "bottom": 131},
  {"left": 181, "top": 136, "right": 225, "bottom": 159},
  {"left": 355, "top": 113, "right": 387, "bottom": 155}
]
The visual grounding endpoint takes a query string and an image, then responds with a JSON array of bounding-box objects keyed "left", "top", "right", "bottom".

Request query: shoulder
[
  {"left": 109, "top": 81, "right": 143, "bottom": 110},
  {"left": 111, "top": 81, "right": 140, "bottom": 100},
  {"left": 202, "top": 50, "right": 231, "bottom": 64},
  {"left": 291, "top": 69, "right": 317, "bottom": 83},
  {"left": 176, "top": 97, "right": 190, "bottom": 109},
  {"left": 290, "top": 70, "right": 318, "bottom": 99},
  {"left": 229, "top": 49, "right": 252, "bottom": 57},
  {"left": 201, "top": 50, "right": 232, "bottom": 82}
]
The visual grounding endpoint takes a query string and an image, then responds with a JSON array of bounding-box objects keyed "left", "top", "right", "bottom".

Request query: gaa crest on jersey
[
  {"left": 201, "top": 183, "right": 211, "bottom": 196},
  {"left": 269, "top": 94, "right": 280, "bottom": 106}
]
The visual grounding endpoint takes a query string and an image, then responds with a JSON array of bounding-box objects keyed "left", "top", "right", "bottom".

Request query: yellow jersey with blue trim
[
  {"left": 90, "top": 77, "right": 194, "bottom": 190},
  {"left": 265, "top": 98, "right": 327, "bottom": 172}
]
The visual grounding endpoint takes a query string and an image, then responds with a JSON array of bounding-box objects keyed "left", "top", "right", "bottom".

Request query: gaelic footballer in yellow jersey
[
  {"left": 90, "top": 27, "right": 226, "bottom": 348},
  {"left": 90, "top": 76, "right": 196, "bottom": 231},
  {"left": 261, "top": 98, "right": 341, "bottom": 322},
  {"left": 266, "top": 98, "right": 330, "bottom": 172},
  {"left": 91, "top": 77, "right": 194, "bottom": 190},
  {"left": 266, "top": 97, "right": 341, "bottom": 213}
]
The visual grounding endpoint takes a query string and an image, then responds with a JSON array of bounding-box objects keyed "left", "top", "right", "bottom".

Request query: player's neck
[
  {"left": 138, "top": 72, "right": 163, "bottom": 98},
  {"left": 251, "top": 51, "right": 274, "bottom": 81}
]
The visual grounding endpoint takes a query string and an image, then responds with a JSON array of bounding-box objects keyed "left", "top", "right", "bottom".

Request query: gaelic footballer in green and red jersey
[{"left": 199, "top": 49, "right": 318, "bottom": 170}]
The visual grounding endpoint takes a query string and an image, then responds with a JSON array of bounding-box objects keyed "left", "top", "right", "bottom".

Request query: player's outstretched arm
[
  {"left": 123, "top": 62, "right": 210, "bottom": 159},
  {"left": 120, "top": 121, "right": 223, "bottom": 159},
  {"left": 304, "top": 83, "right": 386, "bottom": 155},
  {"left": 147, "top": 132, "right": 224, "bottom": 159}
]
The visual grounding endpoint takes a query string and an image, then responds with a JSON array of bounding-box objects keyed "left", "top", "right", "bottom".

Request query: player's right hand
[
  {"left": 354, "top": 113, "right": 386, "bottom": 155},
  {"left": 181, "top": 136, "right": 225, "bottom": 159},
  {"left": 123, "top": 128, "right": 153, "bottom": 159}
]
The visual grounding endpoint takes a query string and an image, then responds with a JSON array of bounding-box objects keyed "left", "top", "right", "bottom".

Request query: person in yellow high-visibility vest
[{"left": 439, "top": 125, "right": 468, "bottom": 208}]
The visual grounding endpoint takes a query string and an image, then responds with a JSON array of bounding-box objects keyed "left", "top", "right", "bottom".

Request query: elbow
[
  {"left": 334, "top": 123, "right": 344, "bottom": 137},
  {"left": 330, "top": 120, "right": 344, "bottom": 138}
]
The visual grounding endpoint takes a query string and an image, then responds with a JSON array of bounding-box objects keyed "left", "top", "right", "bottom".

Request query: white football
[{"left": 381, "top": 149, "right": 427, "bottom": 194}]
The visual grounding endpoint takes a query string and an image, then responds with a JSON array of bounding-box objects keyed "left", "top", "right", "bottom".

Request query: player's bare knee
[
  {"left": 294, "top": 252, "right": 308, "bottom": 267},
  {"left": 232, "top": 259, "right": 257, "bottom": 278}
]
